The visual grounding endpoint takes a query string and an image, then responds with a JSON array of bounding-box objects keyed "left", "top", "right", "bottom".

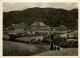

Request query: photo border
[{"left": 0, "top": 0, "right": 79, "bottom": 58}]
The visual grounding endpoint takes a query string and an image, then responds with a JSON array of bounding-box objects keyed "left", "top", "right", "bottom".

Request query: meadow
[
  {"left": 3, "top": 40, "right": 50, "bottom": 56},
  {"left": 34, "top": 48, "right": 78, "bottom": 56},
  {"left": 16, "top": 36, "right": 43, "bottom": 42},
  {"left": 3, "top": 40, "right": 78, "bottom": 56}
]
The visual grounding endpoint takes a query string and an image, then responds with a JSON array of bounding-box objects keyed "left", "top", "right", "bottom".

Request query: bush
[
  {"left": 64, "top": 41, "right": 78, "bottom": 48},
  {"left": 3, "top": 34, "right": 10, "bottom": 40},
  {"left": 9, "top": 34, "right": 17, "bottom": 41},
  {"left": 54, "top": 36, "right": 67, "bottom": 46},
  {"left": 42, "top": 36, "right": 51, "bottom": 43},
  {"left": 53, "top": 36, "right": 78, "bottom": 48}
]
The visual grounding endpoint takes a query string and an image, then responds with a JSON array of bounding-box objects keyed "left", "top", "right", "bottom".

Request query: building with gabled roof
[{"left": 30, "top": 22, "right": 50, "bottom": 32}]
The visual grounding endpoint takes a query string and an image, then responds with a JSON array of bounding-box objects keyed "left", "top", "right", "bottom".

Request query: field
[
  {"left": 34, "top": 48, "right": 78, "bottom": 56},
  {"left": 3, "top": 40, "right": 78, "bottom": 56},
  {"left": 16, "top": 36, "right": 43, "bottom": 42},
  {"left": 3, "top": 40, "right": 50, "bottom": 56}
]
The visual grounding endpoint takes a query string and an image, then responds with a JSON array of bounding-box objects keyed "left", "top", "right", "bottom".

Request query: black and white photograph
[{"left": 3, "top": 3, "right": 78, "bottom": 56}]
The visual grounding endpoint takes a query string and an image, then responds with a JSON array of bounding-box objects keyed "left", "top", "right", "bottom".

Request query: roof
[
  {"left": 59, "top": 25, "right": 67, "bottom": 29},
  {"left": 31, "top": 22, "right": 46, "bottom": 27}
]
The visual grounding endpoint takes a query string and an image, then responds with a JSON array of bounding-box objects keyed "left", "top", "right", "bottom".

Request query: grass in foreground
[
  {"left": 3, "top": 40, "right": 78, "bottom": 56},
  {"left": 34, "top": 48, "right": 78, "bottom": 56},
  {"left": 3, "top": 40, "right": 50, "bottom": 56}
]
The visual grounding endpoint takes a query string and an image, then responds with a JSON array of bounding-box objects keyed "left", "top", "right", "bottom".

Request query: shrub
[
  {"left": 64, "top": 41, "right": 78, "bottom": 48},
  {"left": 53, "top": 36, "right": 78, "bottom": 48},
  {"left": 42, "top": 36, "right": 51, "bottom": 43},
  {"left": 54, "top": 36, "right": 67, "bottom": 46},
  {"left": 9, "top": 34, "right": 17, "bottom": 41},
  {"left": 3, "top": 34, "right": 10, "bottom": 40}
]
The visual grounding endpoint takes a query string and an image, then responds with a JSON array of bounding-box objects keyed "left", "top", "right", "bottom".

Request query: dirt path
[{"left": 33, "top": 48, "right": 78, "bottom": 56}]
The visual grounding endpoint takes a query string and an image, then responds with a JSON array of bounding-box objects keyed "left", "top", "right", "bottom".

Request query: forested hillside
[{"left": 3, "top": 7, "right": 78, "bottom": 30}]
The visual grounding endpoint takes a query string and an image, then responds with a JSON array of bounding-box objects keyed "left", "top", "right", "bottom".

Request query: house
[
  {"left": 59, "top": 25, "right": 67, "bottom": 30},
  {"left": 12, "top": 22, "right": 26, "bottom": 29},
  {"left": 51, "top": 25, "right": 68, "bottom": 34},
  {"left": 60, "top": 30, "right": 78, "bottom": 41},
  {"left": 60, "top": 30, "right": 78, "bottom": 38},
  {"left": 6, "top": 22, "right": 27, "bottom": 35},
  {"left": 68, "top": 30, "right": 78, "bottom": 38},
  {"left": 67, "top": 39, "right": 78, "bottom": 41},
  {"left": 30, "top": 22, "right": 50, "bottom": 33}
]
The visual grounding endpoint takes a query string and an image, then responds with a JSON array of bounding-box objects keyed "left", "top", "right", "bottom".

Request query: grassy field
[
  {"left": 3, "top": 40, "right": 78, "bottom": 56},
  {"left": 34, "top": 48, "right": 78, "bottom": 56},
  {"left": 3, "top": 40, "right": 50, "bottom": 56}
]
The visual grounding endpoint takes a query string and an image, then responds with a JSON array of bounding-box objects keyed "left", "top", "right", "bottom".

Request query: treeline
[{"left": 3, "top": 7, "right": 78, "bottom": 30}]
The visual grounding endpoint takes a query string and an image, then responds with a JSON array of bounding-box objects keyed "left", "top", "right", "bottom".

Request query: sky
[{"left": 3, "top": 3, "right": 78, "bottom": 12}]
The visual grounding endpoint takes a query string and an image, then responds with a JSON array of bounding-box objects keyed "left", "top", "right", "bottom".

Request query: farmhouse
[
  {"left": 6, "top": 22, "right": 27, "bottom": 35},
  {"left": 60, "top": 30, "right": 78, "bottom": 38},
  {"left": 59, "top": 25, "right": 67, "bottom": 30},
  {"left": 51, "top": 25, "right": 69, "bottom": 34},
  {"left": 60, "top": 30, "right": 78, "bottom": 41},
  {"left": 30, "top": 22, "right": 50, "bottom": 32},
  {"left": 12, "top": 22, "right": 26, "bottom": 29}
]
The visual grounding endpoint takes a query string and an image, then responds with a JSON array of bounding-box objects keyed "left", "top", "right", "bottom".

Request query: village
[
  {"left": 3, "top": 21, "right": 78, "bottom": 46},
  {"left": 3, "top": 21, "right": 78, "bottom": 56}
]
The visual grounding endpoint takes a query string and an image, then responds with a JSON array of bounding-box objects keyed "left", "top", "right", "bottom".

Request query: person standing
[{"left": 50, "top": 34, "right": 54, "bottom": 50}]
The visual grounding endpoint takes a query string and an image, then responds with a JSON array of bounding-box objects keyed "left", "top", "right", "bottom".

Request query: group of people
[{"left": 49, "top": 34, "right": 60, "bottom": 50}]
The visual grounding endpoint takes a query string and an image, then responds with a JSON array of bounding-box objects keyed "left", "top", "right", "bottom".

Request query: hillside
[
  {"left": 3, "top": 7, "right": 78, "bottom": 30},
  {"left": 3, "top": 40, "right": 50, "bottom": 56}
]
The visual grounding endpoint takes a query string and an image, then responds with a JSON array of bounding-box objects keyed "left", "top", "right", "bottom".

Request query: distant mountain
[{"left": 3, "top": 8, "right": 78, "bottom": 30}]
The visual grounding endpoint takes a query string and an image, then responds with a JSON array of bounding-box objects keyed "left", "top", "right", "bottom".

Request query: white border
[
  {"left": 0, "top": 0, "right": 2, "bottom": 57},
  {"left": 2, "top": 0, "right": 78, "bottom": 2},
  {"left": 0, "top": 0, "right": 79, "bottom": 58},
  {"left": 78, "top": 0, "right": 80, "bottom": 57}
]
